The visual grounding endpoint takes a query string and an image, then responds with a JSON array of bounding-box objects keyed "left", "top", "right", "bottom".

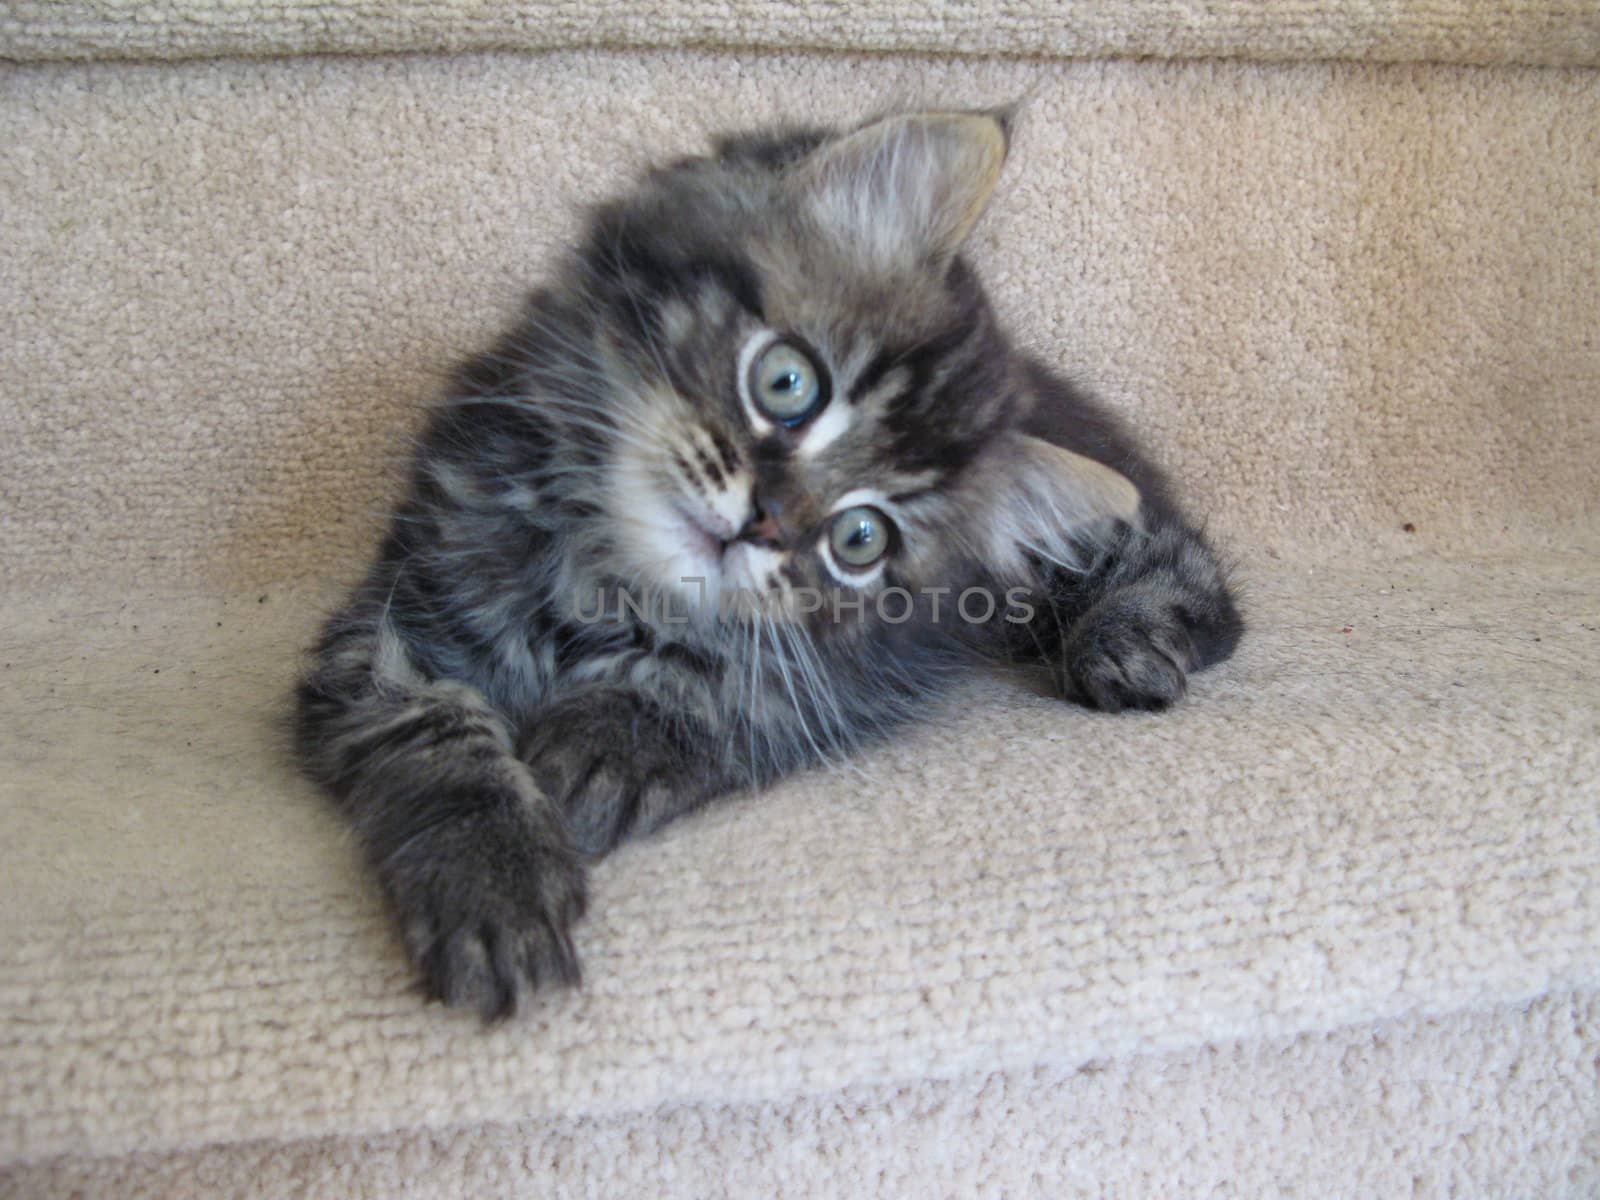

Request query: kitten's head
[{"left": 561, "top": 110, "right": 1138, "bottom": 636}]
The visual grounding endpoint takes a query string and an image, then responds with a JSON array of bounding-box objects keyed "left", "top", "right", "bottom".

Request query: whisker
[{"left": 763, "top": 617, "right": 833, "bottom": 771}]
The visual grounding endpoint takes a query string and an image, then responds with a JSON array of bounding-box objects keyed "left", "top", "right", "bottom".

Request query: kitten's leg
[
  {"left": 295, "top": 615, "right": 587, "bottom": 1019},
  {"left": 1031, "top": 513, "right": 1243, "bottom": 712},
  {"left": 1007, "top": 359, "right": 1242, "bottom": 711},
  {"left": 519, "top": 688, "right": 723, "bottom": 858}
]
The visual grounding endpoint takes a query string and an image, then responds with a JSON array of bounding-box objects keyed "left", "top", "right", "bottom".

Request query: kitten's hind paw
[
  {"left": 382, "top": 802, "right": 589, "bottom": 1021},
  {"left": 1062, "top": 591, "right": 1198, "bottom": 713}
]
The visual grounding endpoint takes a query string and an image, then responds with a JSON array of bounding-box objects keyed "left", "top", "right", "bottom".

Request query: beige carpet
[
  {"left": 4, "top": 0, "right": 1598, "bottom": 66},
  {"left": 3, "top": 8, "right": 1599, "bottom": 1197},
  {"left": 15, "top": 992, "right": 1600, "bottom": 1197}
]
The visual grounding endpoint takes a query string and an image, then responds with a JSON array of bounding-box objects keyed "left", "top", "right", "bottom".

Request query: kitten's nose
[
  {"left": 744, "top": 472, "right": 805, "bottom": 547},
  {"left": 736, "top": 507, "right": 783, "bottom": 548}
]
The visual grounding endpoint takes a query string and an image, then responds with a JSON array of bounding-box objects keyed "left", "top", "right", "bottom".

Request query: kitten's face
[
  {"left": 577, "top": 112, "right": 1137, "bottom": 637},
  {"left": 603, "top": 271, "right": 1009, "bottom": 628}
]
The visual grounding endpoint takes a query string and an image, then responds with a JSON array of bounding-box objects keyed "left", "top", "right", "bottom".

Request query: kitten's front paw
[
  {"left": 382, "top": 799, "right": 588, "bottom": 1021},
  {"left": 521, "top": 690, "right": 700, "bottom": 857},
  {"left": 1063, "top": 592, "right": 1199, "bottom": 712}
]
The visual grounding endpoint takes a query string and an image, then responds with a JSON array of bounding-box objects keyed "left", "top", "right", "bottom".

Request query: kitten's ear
[
  {"left": 973, "top": 434, "right": 1142, "bottom": 579},
  {"left": 790, "top": 110, "right": 1010, "bottom": 268}
]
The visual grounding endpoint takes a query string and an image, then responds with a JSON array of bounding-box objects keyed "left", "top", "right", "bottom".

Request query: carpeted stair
[{"left": 3, "top": 3, "right": 1598, "bottom": 1195}]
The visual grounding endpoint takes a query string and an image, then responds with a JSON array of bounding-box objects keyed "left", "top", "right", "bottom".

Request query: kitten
[{"left": 295, "top": 110, "right": 1242, "bottom": 1019}]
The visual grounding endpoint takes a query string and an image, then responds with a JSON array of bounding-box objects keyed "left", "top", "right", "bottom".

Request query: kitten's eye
[
  {"left": 829, "top": 506, "right": 893, "bottom": 569},
  {"left": 750, "top": 340, "right": 825, "bottom": 426}
]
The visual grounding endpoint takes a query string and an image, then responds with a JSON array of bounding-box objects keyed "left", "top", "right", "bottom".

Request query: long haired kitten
[{"left": 295, "top": 110, "right": 1242, "bottom": 1018}]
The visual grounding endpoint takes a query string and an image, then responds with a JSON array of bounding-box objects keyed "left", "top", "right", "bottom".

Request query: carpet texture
[
  {"left": 4, "top": 0, "right": 1599, "bottom": 67},
  {"left": 10, "top": 993, "right": 1600, "bottom": 1198},
  {"left": 5, "top": 53, "right": 1598, "bottom": 592},
  {"left": 3, "top": 18, "right": 1599, "bottom": 1200}
]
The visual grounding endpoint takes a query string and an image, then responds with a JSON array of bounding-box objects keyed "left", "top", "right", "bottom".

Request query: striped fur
[{"left": 295, "top": 110, "right": 1242, "bottom": 1017}]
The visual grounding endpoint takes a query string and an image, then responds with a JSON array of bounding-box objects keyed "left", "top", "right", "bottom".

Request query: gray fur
[{"left": 295, "top": 110, "right": 1243, "bottom": 1018}]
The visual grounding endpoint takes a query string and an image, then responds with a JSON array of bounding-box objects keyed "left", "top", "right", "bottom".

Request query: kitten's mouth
[
  {"left": 665, "top": 499, "right": 783, "bottom": 602},
  {"left": 656, "top": 498, "right": 789, "bottom": 611}
]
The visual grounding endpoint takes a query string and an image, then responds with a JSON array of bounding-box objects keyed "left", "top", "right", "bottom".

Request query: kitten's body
[{"left": 296, "top": 111, "right": 1242, "bottom": 1017}]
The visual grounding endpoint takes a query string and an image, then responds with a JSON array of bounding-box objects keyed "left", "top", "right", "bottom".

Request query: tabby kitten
[{"left": 295, "top": 110, "right": 1241, "bottom": 1018}]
